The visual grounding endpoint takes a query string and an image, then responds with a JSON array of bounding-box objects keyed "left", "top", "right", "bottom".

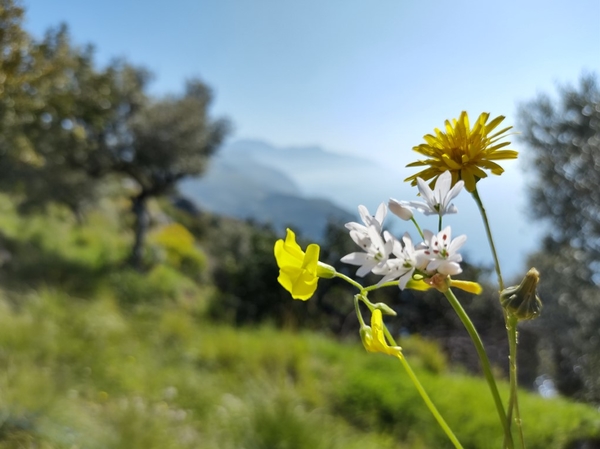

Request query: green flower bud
[
  {"left": 316, "top": 262, "right": 337, "bottom": 279},
  {"left": 500, "top": 268, "right": 542, "bottom": 321},
  {"left": 372, "top": 302, "right": 397, "bottom": 316},
  {"left": 359, "top": 324, "right": 374, "bottom": 352}
]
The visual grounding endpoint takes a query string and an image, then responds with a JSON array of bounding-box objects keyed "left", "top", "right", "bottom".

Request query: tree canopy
[
  {"left": 518, "top": 74, "right": 600, "bottom": 271},
  {"left": 0, "top": 2, "right": 230, "bottom": 266},
  {"left": 518, "top": 73, "right": 600, "bottom": 403}
]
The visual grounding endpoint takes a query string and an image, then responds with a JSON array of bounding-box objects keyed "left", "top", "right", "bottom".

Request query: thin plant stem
[
  {"left": 381, "top": 325, "right": 464, "bottom": 449},
  {"left": 443, "top": 288, "right": 514, "bottom": 449},
  {"left": 438, "top": 213, "right": 443, "bottom": 232},
  {"left": 397, "top": 354, "right": 464, "bottom": 449},
  {"left": 334, "top": 272, "right": 365, "bottom": 292},
  {"left": 507, "top": 316, "right": 526, "bottom": 449},
  {"left": 363, "top": 280, "right": 398, "bottom": 292},
  {"left": 354, "top": 295, "right": 366, "bottom": 327},
  {"left": 472, "top": 185, "right": 525, "bottom": 448},
  {"left": 411, "top": 217, "right": 425, "bottom": 240},
  {"left": 471, "top": 187, "right": 504, "bottom": 291}
]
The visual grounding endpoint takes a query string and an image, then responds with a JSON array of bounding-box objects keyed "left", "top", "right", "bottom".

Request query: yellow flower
[
  {"left": 405, "top": 111, "right": 518, "bottom": 192},
  {"left": 450, "top": 279, "right": 483, "bottom": 295},
  {"left": 406, "top": 277, "right": 482, "bottom": 295},
  {"left": 361, "top": 309, "right": 402, "bottom": 357},
  {"left": 274, "top": 228, "right": 335, "bottom": 300}
]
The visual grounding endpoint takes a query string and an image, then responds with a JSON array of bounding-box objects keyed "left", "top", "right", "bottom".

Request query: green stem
[
  {"left": 354, "top": 295, "right": 366, "bottom": 327},
  {"left": 438, "top": 213, "right": 443, "bottom": 232},
  {"left": 363, "top": 280, "right": 399, "bottom": 292},
  {"left": 443, "top": 289, "right": 514, "bottom": 449},
  {"left": 471, "top": 187, "right": 504, "bottom": 291},
  {"left": 334, "top": 272, "right": 365, "bottom": 292},
  {"left": 397, "top": 354, "right": 464, "bottom": 449},
  {"left": 411, "top": 217, "right": 425, "bottom": 240},
  {"left": 507, "top": 316, "right": 526, "bottom": 449},
  {"left": 472, "top": 185, "right": 524, "bottom": 448},
  {"left": 381, "top": 326, "right": 463, "bottom": 449}
]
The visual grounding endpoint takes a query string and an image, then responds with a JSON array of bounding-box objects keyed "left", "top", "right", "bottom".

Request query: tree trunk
[{"left": 130, "top": 193, "right": 149, "bottom": 270}]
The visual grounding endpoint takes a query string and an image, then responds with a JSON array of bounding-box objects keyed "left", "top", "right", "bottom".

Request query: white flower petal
[
  {"left": 446, "top": 204, "right": 458, "bottom": 214},
  {"left": 358, "top": 205, "right": 370, "bottom": 225},
  {"left": 446, "top": 180, "right": 464, "bottom": 202},
  {"left": 416, "top": 177, "right": 436, "bottom": 207},
  {"left": 398, "top": 270, "right": 414, "bottom": 290},
  {"left": 410, "top": 171, "right": 464, "bottom": 217},
  {"left": 437, "top": 261, "right": 462, "bottom": 276},
  {"left": 345, "top": 222, "right": 365, "bottom": 232},
  {"left": 401, "top": 233, "right": 414, "bottom": 253},
  {"left": 408, "top": 200, "right": 438, "bottom": 215},
  {"left": 374, "top": 202, "right": 387, "bottom": 226},
  {"left": 356, "top": 260, "right": 378, "bottom": 277},
  {"left": 434, "top": 171, "right": 452, "bottom": 203},
  {"left": 388, "top": 198, "right": 414, "bottom": 220},
  {"left": 448, "top": 234, "right": 467, "bottom": 253},
  {"left": 340, "top": 252, "right": 370, "bottom": 265}
]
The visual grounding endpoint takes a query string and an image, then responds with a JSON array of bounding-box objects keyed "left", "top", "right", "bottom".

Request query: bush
[
  {"left": 334, "top": 354, "right": 600, "bottom": 448},
  {"left": 148, "top": 223, "right": 206, "bottom": 280}
]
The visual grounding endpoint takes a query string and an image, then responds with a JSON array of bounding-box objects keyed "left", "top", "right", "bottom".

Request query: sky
[{"left": 21, "top": 0, "right": 600, "bottom": 278}]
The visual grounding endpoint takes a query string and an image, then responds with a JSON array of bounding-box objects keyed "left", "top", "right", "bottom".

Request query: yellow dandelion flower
[{"left": 405, "top": 111, "right": 518, "bottom": 192}]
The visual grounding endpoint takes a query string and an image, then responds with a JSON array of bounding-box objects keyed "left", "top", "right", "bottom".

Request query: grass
[
  {"left": 0, "top": 194, "right": 596, "bottom": 448},
  {"left": 0, "top": 289, "right": 596, "bottom": 448}
]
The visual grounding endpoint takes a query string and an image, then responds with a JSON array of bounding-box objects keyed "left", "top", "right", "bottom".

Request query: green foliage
[
  {"left": 401, "top": 336, "right": 448, "bottom": 375},
  {"left": 334, "top": 354, "right": 600, "bottom": 449},
  {"left": 106, "top": 263, "right": 203, "bottom": 309},
  {"left": 518, "top": 73, "right": 600, "bottom": 263},
  {"left": 147, "top": 222, "right": 206, "bottom": 279},
  {"left": 0, "top": 3, "right": 229, "bottom": 268},
  {"left": 204, "top": 218, "right": 383, "bottom": 332},
  {"left": 518, "top": 72, "right": 600, "bottom": 402},
  {"left": 0, "top": 286, "right": 389, "bottom": 448},
  {"left": 0, "top": 196, "right": 129, "bottom": 295},
  {"left": 0, "top": 190, "right": 592, "bottom": 447},
  {"left": 0, "top": 285, "right": 596, "bottom": 448},
  {"left": 203, "top": 217, "right": 310, "bottom": 326},
  {"left": 0, "top": 19, "right": 120, "bottom": 214}
]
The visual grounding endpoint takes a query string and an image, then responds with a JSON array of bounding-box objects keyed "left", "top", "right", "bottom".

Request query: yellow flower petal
[
  {"left": 274, "top": 228, "right": 323, "bottom": 301},
  {"left": 405, "top": 279, "right": 432, "bottom": 291},
  {"left": 279, "top": 266, "right": 319, "bottom": 300},
  {"left": 363, "top": 309, "right": 402, "bottom": 357},
  {"left": 450, "top": 280, "right": 483, "bottom": 295},
  {"left": 406, "top": 112, "right": 518, "bottom": 192}
]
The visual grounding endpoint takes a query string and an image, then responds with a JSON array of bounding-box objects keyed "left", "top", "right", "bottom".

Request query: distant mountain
[
  {"left": 221, "top": 139, "right": 412, "bottom": 212},
  {"left": 179, "top": 139, "right": 544, "bottom": 279},
  {"left": 179, "top": 145, "right": 355, "bottom": 241}
]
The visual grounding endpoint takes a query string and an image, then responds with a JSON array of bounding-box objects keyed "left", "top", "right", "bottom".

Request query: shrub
[{"left": 148, "top": 223, "right": 206, "bottom": 279}]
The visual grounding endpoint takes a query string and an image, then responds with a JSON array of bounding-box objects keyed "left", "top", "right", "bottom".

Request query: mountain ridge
[{"left": 179, "top": 141, "right": 357, "bottom": 241}]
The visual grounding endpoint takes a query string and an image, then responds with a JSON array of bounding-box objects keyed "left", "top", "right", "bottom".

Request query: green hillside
[{"left": 0, "top": 194, "right": 596, "bottom": 448}]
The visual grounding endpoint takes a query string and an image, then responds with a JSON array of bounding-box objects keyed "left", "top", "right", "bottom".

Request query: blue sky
[
  {"left": 22, "top": 0, "right": 600, "bottom": 161},
  {"left": 22, "top": 0, "right": 600, "bottom": 277}
]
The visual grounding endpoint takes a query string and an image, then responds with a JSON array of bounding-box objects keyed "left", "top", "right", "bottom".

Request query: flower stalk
[
  {"left": 365, "top": 298, "right": 464, "bottom": 449},
  {"left": 443, "top": 288, "right": 514, "bottom": 449},
  {"left": 507, "top": 315, "right": 526, "bottom": 449},
  {"left": 471, "top": 187, "right": 504, "bottom": 291},
  {"left": 397, "top": 351, "right": 464, "bottom": 449}
]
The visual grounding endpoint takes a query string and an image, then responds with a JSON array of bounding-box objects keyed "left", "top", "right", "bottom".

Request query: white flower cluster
[{"left": 341, "top": 171, "right": 467, "bottom": 289}]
